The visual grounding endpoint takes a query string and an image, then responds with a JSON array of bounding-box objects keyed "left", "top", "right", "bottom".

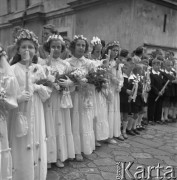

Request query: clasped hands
[
  {"left": 58, "top": 76, "right": 73, "bottom": 87},
  {"left": 18, "top": 91, "right": 31, "bottom": 103}
]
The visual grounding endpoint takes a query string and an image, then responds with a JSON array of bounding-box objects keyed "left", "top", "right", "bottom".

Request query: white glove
[
  {"left": 34, "top": 84, "right": 51, "bottom": 102},
  {"left": 33, "top": 84, "right": 42, "bottom": 92},
  {"left": 17, "top": 91, "right": 31, "bottom": 103}
]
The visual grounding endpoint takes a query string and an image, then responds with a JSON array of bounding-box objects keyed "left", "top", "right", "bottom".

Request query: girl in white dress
[
  {"left": 0, "top": 47, "right": 18, "bottom": 180},
  {"left": 90, "top": 37, "right": 109, "bottom": 147},
  {"left": 43, "top": 35, "right": 75, "bottom": 168},
  {"left": 9, "top": 29, "right": 48, "bottom": 180},
  {"left": 67, "top": 35, "right": 96, "bottom": 161},
  {"left": 102, "top": 41, "right": 124, "bottom": 143}
]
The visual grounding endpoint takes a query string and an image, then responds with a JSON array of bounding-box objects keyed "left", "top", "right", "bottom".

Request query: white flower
[
  {"left": 47, "top": 74, "right": 55, "bottom": 82},
  {"left": 53, "top": 83, "right": 60, "bottom": 90},
  {"left": 91, "top": 36, "right": 101, "bottom": 46}
]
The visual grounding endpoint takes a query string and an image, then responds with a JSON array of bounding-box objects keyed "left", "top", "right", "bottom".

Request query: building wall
[
  {"left": 133, "top": 0, "right": 177, "bottom": 50},
  {"left": 75, "top": 0, "right": 177, "bottom": 51},
  {"left": 47, "top": 14, "right": 75, "bottom": 39},
  {"left": 75, "top": 0, "right": 133, "bottom": 49},
  {"left": 0, "top": 0, "right": 177, "bottom": 52}
]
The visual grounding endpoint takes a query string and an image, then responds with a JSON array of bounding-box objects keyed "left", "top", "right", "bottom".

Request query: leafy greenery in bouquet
[
  {"left": 0, "top": 87, "right": 6, "bottom": 100},
  {"left": 30, "top": 65, "right": 56, "bottom": 89},
  {"left": 86, "top": 66, "right": 108, "bottom": 92},
  {"left": 55, "top": 68, "right": 87, "bottom": 92}
]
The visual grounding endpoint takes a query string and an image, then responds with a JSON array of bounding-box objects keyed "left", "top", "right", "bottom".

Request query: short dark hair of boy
[
  {"left": 43, "top": 24, "right": 58, "bottom": 34},
  {"left": 156, "top": 55, "right": 164, "bottom": 61},
  {"left": 120, "top": 49, "right": 129, "bottom": 58},
  {"left": 152, "top": 59, "right": 161, "bottom": 66},
  {"left": 135, "top": 46, "right": 143, "bottom": 56}
]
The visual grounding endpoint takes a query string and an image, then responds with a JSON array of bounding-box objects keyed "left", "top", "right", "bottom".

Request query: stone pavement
[{"left": 47, "top": 123, "right": 177, "bottom": 180}]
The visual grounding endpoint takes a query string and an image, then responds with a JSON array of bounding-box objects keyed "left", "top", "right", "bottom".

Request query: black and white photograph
[{"left": 0, "top": 0, "right": 177, "bottom": 179}]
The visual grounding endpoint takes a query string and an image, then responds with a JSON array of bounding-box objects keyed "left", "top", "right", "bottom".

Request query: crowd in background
[{"left": 0, "top": 24, "right": 177, "bottom": 180}]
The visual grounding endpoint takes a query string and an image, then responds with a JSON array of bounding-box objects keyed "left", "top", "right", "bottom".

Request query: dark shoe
[
  {"left": 117, "top": 135, "right": 124, "bottom": 141},
  {"left": 156, "top": 121, "right": 163, "bottom": 125},
  {"left": 140, "top": 125, "right": 146, "bottom": 130},
  {"left": 161, "top": 120, "right": 168, "bottom": 125},
  {"left": 166, "top": 119, "right": 173, "bottom": 123},
  {"left": 141, "top": 121, "right": 148, "bottom": 126},
  {"left": 126, "top": 129, "right": 136, "bottom": 136},
  {"left": 172, "top": 118, "right": 177, "bottom": 123},
  {"left": 122, "top": 132, "right": 128, "bottom": 139},
  {"left": 132, "top": 129, "right": 140, "bottom": 135},
  {"left": 136, "top": 125, "right": 145, "bottom": 131},
  {"left": 149, "top": 121, "right": 156, "bottom": 125}
]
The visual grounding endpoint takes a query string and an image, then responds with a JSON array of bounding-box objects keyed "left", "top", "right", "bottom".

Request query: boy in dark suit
[{"left": 147, "top": 59, "right": 164, "bottom": 125}]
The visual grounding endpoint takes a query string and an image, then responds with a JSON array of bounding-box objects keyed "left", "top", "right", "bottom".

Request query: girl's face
[
  {"left": 50, "top": 40, "right": 62, "bottom": 59},
  {"left": 110, "top": 46, "right": 119, "bottom": 59},
  {"left": 19, "top": 40, "right": 36, "bottom": 62},
  {"left": 92, "top": 44, "right": 102, "bottom": 59},
  {"left": 74, "top": 39, "right": 86, "bottom": 58}
]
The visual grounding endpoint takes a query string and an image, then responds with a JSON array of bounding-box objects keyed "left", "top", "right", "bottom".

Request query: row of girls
[
  {"left": 2, "top": 27, "right": 176, "bottom": 180},
  {"left": 0, "top": 28, "right": 127, "bottom": 180}
]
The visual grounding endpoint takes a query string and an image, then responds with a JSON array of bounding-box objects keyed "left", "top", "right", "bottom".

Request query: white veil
[
  {"left": 0, "top": 54, "right": 15, "bottom": 76},
  {"left": 0, "top": 52, "right": 18, "bottom": 109}
]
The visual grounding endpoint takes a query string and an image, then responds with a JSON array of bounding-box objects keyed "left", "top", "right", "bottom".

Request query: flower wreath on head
[
  {"left": 106, "top": 41, "right": 120, "bottom": 49},
  {"left": 15, "top": 29, "right": 39, "bottom": 47},
  {"left": 91, "top": 36, "right": 101, "bottom": 46},
  {"left": 74, "top": 35, "right": 87, "bottom": 41},
  {"left": 47, "top": 34, "right": 65, "bottom": 44}
]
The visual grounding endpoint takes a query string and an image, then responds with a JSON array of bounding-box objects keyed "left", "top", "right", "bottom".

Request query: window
[
  {"left": 26, "top": 0, "right": 30, "bottom": 8},
  {"left": 163, "top": 14, "right": 167, "bottom": 33},
  {"left": 59, "top": 31, "right": 68, "bottom": 37},
  {"left": 7, "top": 0, "right": 11, "bottom": 13}
]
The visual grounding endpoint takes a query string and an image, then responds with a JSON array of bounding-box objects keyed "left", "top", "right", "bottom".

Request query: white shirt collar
[
  {"left": 123, "top": 73, "right": 128, "bottom": 78},
  {"left": 164, "top": 69, "right": 171, "bottom": 74},
  {"left": 152, "top": 69, "right": 160, "bottom": 75}
]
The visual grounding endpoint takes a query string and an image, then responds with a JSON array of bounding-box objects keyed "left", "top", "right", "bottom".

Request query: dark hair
[
  {"left": 12, "top": 26, "right": 22, "bottom": 39},
  {"left": 141, "top": 54, "right": 149, "bottom": 61},
  {"left": 10, "top": 53, "right": 38, "bottom": 65},
  {"left": 16, "top": 38, "right": 38, "bottom": 53},
  {"left": 43, "top": 39, "right": 65, "bottom": 53},
  {"left": 132, "top": 65, "right": 142, "bottom": 75},
  {"left": 43, "top": 24, "right": 58, "bottom": 34},
  {"left": 152, "top": 59, "right": 161, "bottom": 66},
  {"left": 135, "top": 46, "right": 143, "bottom": 56},
  {"left": 120, "top": 49, "right": 129, "bottom": 58},
  {"left": 63, "top": 36, "right": 71, "bottom": 43},
  {"left": 156, "top": 55, "right": 164, "bottom": 61},
  {"left": 101, "top": 40, "right": 106, "bottom": 47},
  {"left": 69, "top": 38, "right": 89, "bottom": 55},
  {"left": 102, "top": 45, "right": 119, "bottom": 60},
  {"left": 126, "top": 56, "right": 133, "bottom": 62}
]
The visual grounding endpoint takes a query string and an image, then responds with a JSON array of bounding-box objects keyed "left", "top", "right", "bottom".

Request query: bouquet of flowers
[
  {"left": 55, "top": 68, "right": 88, "bottom": 92},
  {"left": 0, "top": 87, "right": 6, "bottom": 100},
  {"left": 29, "top": 64, "right": 55, "bottom": 88},
  {"left": 86, "top": 66, "right": 108, "bottom": 92}
]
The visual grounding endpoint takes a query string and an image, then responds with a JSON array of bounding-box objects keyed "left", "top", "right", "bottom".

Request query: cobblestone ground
[{"left": 47, "top": 123, "right": 177, "bottom": 180}]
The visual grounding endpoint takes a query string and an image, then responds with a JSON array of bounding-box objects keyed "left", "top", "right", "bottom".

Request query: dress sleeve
[
  {"left": 117, "top": 65, "right": 124, "bottom": 90},
  {"left": 3, "top": 76, "right": 18, "bottom": 109}
]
